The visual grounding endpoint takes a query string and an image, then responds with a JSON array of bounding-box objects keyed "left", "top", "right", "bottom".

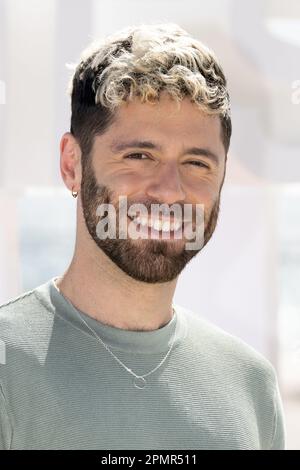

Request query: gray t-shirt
[{"left": 0, "top": 277, "right": 286, "bottom": 449}]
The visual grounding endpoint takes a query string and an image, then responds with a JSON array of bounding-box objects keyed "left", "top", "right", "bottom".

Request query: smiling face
[{"left": 79, "top": 91, "right": 227, "bottom": 283}]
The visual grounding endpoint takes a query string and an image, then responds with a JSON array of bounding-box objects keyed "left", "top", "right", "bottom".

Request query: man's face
[{"left": 80, "top": 92, "right": 226, "bottom": 283}]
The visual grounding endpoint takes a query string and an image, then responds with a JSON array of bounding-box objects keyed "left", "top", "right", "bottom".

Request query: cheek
[
  {"left": 187, "top": 178, "right": 219, "bottom": 202},
  {"left": 108, "top": 173, "right": 145, "bottom": 197}
]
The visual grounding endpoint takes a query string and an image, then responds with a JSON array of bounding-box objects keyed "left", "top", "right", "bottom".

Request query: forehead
[{"left": 98, "top": 93, "right": 224, "bottom": 155}]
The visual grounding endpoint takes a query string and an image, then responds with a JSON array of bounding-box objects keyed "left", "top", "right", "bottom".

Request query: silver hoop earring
[{"left": 71, "top": 188, "right": 78, "bottom": 198}]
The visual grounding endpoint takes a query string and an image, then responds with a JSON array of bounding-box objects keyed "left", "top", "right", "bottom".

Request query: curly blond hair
[{"left": 68, "top": 23, "right": 231, "bottom": 157}]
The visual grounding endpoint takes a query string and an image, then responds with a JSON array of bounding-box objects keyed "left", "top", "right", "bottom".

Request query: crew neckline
[{"left": 33, "top": 277, "right": 188, "bottom": 355}]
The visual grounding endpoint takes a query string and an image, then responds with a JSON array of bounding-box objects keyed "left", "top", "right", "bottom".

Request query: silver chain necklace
[{"left": 73, "top": 306, "right": 178, "bottom": 390}]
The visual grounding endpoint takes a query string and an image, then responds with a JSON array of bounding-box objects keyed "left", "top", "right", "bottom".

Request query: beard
[{"left": 80, "top": 157, "right": 221, "bottom": 284}]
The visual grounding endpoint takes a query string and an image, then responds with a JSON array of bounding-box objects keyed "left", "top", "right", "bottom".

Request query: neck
[{"left": 55, "top": 237, "right": 177, "bottom": 333}]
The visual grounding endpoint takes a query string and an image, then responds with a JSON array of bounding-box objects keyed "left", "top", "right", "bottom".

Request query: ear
[{"left": 60, "top": 132, "right": 82, "bottom": 193}]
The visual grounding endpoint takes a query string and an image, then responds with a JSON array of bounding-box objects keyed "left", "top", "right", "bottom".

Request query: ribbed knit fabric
[{"left": 0, "top": 277, "right": 286, "bottom": 450}]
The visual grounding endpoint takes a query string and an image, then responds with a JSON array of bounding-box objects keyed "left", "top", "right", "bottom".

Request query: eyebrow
[{"left": 110, "top": 139, "right": 220, "bottom": 166}]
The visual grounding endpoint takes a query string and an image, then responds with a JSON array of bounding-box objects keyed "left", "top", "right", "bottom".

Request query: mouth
[
  {"left": 128, "top": 215, "right": 183, "bottom": 231},
  {"left": 126, "top": 215, "right": 191, "bottom": 240}
]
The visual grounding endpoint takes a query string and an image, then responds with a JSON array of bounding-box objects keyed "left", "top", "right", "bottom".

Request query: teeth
[
  {"left": 173, "top": 220, "right": 181, "bottom": 231},
  {"left": 162, "top": 221, "right": 170, "bottom": 231},
  {"left": 148, "top": 219, "right": 156, "bottom": 230},
  {"left": 130, "top": 215, "right": 182, "bottom": 232}
]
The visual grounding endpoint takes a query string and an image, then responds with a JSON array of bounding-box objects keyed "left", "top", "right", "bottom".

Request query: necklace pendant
[{"left": 133, "top": 376, "right": 146, "bottom": 389}]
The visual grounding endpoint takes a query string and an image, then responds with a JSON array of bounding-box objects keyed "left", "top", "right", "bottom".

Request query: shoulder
[
  {"left": 0, "top": 287, "right": 38, "bottom": 335},
  {"left": 177, "top": 304, "right": 282, "bottom": 448},
  {"left": 0, "top": 285, "right": 40, "bottom": 314},
  {"left": 177, "top": 303, "right": 277, "bottom": 384},
  {"left": 0, "top": 282, "right": 54, "bottom": 358}
]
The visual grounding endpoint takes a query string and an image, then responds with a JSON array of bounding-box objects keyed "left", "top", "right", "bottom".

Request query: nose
[{"left": 145, "top": 162, "right": 186, "bottom": 205}]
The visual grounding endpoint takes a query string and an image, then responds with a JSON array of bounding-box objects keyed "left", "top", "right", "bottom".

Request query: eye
[
  {"left": 186, "top": 161, "right": 209, "bottom": 169},
  {"left": 125, "top": 153, "right": 150, "bottom": 160}
]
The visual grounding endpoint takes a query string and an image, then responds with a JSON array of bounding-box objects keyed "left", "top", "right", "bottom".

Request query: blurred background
[{"left": 0, "top": 0, "right": 299, "bottom": 449}]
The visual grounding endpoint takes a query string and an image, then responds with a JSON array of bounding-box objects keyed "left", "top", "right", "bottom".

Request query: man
[{"left": 0, "top": 23, "right": 286, "bottom": 450}]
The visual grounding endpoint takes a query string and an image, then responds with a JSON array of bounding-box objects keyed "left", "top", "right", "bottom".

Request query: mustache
[{"left": 81, "top": 167, "right": 215, "bottom": 225}]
